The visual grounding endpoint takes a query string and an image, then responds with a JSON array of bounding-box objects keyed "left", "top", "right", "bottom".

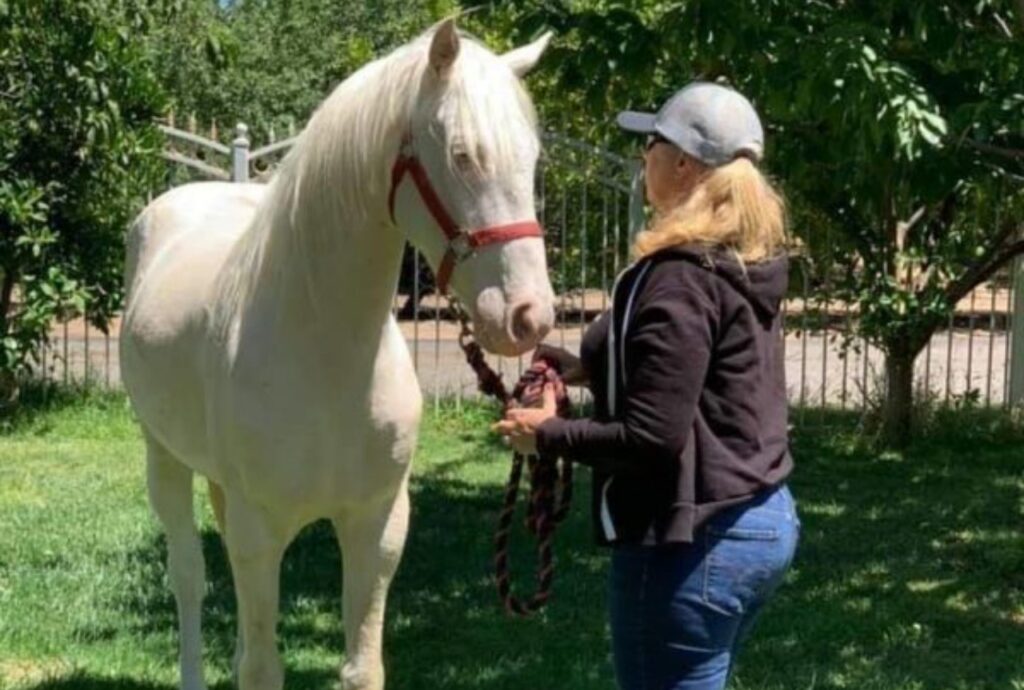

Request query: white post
[
  {"left": 627, "top": 160, "right": 645, "bottom": 240},
  {"left": 231, "top": 123, "right": 249, "bottom": 183},
  {"left": 1009, "top": 256, "right": 1024, "bottom": 404}
]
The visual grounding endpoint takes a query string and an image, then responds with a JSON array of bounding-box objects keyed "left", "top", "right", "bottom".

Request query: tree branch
[
  {"left": 896, "top": 205, "right": 927, "bottom": 252},
  {"left": 945, "top": 227, "right": 1024, "bottom": 305},
  {"left": 994, "top": 11, "right": 1014, "bottom": 37},
  {"left": 912, "top": 189, "right": 960, "bottom": 274},
  {"left": 0, "top": 270, "right": 14, "bottom": 337},
  {"left": 964, "top": 138, "right": 1024, "bottom": 161}
]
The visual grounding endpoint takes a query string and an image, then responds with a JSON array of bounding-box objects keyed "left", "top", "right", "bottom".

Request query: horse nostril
[{"left": 510, "top": 301, "right": 547, "bottom": 343}]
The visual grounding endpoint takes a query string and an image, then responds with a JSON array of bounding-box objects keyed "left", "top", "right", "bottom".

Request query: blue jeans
[{"left": 609, "top": 484, "right": 799, "bottom": 690}]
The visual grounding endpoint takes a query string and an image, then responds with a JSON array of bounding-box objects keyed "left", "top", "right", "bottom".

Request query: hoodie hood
[{"left": 662, "top": 245, "right": 789, "bottom": 323}]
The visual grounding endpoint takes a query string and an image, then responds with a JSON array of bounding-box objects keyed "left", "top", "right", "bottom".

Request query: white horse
[{"left": 120, "top": 21, "right": 555, "bottom": 690}]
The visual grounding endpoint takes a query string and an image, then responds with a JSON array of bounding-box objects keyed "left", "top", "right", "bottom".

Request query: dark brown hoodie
[{"left": 536, "top": 245, "right": 793, "bottom": 545}]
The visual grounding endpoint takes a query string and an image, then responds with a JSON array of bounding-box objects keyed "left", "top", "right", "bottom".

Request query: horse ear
[
  {"left": 501, "top": 31, "right": 553, "bottom": 78},
  {"left": 429, "top": 19, "right": 460, "bottom": 78}
]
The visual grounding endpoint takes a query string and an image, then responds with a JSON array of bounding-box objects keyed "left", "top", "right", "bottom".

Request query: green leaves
[
  {"left": 0, "top": 179, "right": 48, "bottom": 230},
  {"left": 471, "top": 0, "right": 1022, "bottom": 441},
  {"left": 146, "top": 0, "right": 449, "bottom": 143},
  {"left": 0, "top": 0, "right": 164, "bottom": 389},
  {"left": 870, "top": 60, "right": 948, "bottom": 161}
]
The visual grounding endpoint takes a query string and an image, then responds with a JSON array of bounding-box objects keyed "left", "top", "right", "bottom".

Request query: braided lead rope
[{"left": 453, "top": 305, "right": 573, "bottom": 616}]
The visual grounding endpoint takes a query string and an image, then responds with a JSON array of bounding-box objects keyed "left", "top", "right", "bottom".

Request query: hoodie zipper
[{"left": 601, "top": 258, "right": 653, "bottom": 541}]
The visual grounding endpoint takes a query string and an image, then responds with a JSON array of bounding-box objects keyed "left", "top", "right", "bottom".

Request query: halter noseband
[{"left": 388, "top": 134, "right": 544, "bottom": 295}]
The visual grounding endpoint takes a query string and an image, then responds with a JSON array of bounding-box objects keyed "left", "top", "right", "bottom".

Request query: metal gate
[{"left": 38, "top": 118, "right": 1024, "bottom": 415}]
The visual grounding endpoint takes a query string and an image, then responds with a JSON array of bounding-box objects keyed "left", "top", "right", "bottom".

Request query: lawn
[{"left": 0, "top": 388, "right": 1022, "bottom": 690}]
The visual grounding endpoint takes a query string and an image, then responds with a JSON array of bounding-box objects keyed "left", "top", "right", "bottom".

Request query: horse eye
[{"left": 452, "top": 150, "right": 474, "bottom": 171}]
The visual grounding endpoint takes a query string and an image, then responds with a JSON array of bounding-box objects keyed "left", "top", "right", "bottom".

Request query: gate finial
[{"left": 232, "top": 123, "right": 250, "bottom": 183}]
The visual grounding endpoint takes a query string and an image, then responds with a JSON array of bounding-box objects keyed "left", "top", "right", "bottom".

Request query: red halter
[{"left": 388, "top": 136, "right": 544, "bottom": 295}]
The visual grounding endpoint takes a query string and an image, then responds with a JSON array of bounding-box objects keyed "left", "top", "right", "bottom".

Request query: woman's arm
[
  {"left": 533, "top": 343, "right": 588, "bottom": 386},
  {"left": 536, "top": 278, "right": 716, "bottom": 475}
]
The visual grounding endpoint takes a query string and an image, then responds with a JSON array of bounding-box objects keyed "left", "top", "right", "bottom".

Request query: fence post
[
  {"left": 231, "top": 123, "right": 250, "bottom": 183},
  {"left": 627, "top": 161, "right": 645, "bottom": 240},
  {"left": 1009, "top": 256, "right": 1024, "bottom": 404}
]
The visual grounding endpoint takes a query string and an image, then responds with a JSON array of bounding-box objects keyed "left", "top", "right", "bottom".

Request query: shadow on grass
[
  {"left": 0, "top": 379, "right": 128, "bottom": 435},
  {"left": 52, "top": 441, "right": 609, "bottom": 690},
  {"left": 21, "top": 406, "right": 1024, "bottom": 690},
  {"left": 749, "top": 415, "right": 1024, "bottom": 688},
  {"left": 23, "top": 667, "right": 336, "bottom": 690},
  {"left": 24, "top": 679, "right": 174, "bottom": 690}
]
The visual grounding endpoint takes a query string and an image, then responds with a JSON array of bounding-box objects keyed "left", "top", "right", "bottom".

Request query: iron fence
[{"left": 34, "top": 119, "right": 1024, "bottom": 415}]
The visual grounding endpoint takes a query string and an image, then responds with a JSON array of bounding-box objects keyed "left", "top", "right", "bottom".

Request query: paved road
[{"left": 42, "top": 321, "right": 1015, "bottom": 408}]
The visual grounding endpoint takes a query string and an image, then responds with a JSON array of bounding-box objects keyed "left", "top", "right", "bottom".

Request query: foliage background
[
  {"left": 0, "top": 0, "right": 166, "bottom": 400},
  {"left": 3, "top": 0, "right": 1024, "bottom": 441}
]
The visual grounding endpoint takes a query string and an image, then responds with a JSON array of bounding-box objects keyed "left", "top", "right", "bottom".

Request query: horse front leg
[
  {"left": 223, "top": 491, "right": 291, "bottom": 690},
  {"left": 333, "top": 475, "right": 411, "bottom": 690},
  {"left": 145, "top": 433, "right": 208, "bottom": 690}
]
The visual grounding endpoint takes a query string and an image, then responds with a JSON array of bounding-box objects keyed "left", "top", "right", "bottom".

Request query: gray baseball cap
[{"left": 617, "top": 82, "right": 764, "bottom": 167}]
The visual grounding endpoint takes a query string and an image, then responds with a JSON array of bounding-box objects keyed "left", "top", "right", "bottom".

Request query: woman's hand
[
  {"left": 492, "top": 384, "right": 558, "bottom": 455},
  {"left": 533, "top": 344, "right": 586, "bottom": 386}
]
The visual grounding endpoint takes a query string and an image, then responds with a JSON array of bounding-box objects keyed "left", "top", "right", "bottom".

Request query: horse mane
[{"left": 215, "top": 28, "right": 539, "bottom": 321}]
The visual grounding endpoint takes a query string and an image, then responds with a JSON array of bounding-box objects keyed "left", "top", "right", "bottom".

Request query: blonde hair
[{"left": 632, "top": 156, "right": 787, "bottom": 263}]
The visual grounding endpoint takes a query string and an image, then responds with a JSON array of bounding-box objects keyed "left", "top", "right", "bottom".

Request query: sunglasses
[{"left": 644, "top": 132, "right": 670, "bottom": 152}]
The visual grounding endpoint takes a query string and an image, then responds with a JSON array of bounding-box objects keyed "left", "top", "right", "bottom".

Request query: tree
[
  {"left": 0, "top": 0, "right": 165, "bottom": 402},
  {"left": 469, "top": 0, "right": 1024, "bottom": 445},
  {"left": 144, "top": 0, "right": 462, "bottom": 314},
  {"left": 147, "top": 0, "right": 460, "bottom": 141}
]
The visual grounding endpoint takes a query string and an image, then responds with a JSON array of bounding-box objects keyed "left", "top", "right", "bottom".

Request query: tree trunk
[
  {"left": 0, "top": 271, "right": 17, "bottom": 409},
  {"left": 881, "top": 346, "right": 916, "bottom": 448},
  {"left": 0, "top": 269, "right": 13, "bottom": 337}
]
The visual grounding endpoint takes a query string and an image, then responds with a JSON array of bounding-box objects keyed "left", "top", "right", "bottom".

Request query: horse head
[{"left": 389, "top": 20, "right": 556, "bottom": 357}]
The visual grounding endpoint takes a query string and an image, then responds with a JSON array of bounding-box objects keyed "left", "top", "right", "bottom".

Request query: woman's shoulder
[
  {"left": 639, "top": 246, "right": 723, "bottom": 296},
  {"left": 639, "top": 244, "right": 790, "bottom": 327}
]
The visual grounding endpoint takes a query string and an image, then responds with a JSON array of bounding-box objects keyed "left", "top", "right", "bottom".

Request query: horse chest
[{"left": 208, "top": 333, "right": 421, "bottom": 511}]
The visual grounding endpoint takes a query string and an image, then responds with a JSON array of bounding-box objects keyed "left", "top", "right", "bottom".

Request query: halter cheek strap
[{"left": 388, "top": 136, "right": 544, "bottom": 295}]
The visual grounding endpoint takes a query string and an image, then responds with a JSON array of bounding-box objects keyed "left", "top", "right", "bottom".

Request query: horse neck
[
  {"left": 225, "top": 49, "right": 424, "bottom": 352},
  {"left": 237, "top": 165, "right": 405, "bottom": 353}
]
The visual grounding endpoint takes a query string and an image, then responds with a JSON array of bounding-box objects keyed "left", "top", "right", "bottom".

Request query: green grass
[{"left": 0, "top": 389, "right": 1022, "bottom": 690}]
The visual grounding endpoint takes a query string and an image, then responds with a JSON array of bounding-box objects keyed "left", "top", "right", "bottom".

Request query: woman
[{"left": 493, "top": 82, "right": 799, "bottom": 690}]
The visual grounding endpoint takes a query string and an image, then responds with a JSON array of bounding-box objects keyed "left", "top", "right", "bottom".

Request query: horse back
[
  {"left": 121, "top": 182, "right": 265, "bottom": 473},
  {"left": 125, "top": 182, "right": 264, "bottom": 297}
]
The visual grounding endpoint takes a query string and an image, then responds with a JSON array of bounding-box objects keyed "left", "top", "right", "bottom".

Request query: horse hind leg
[
  {"left": 208, "top": 479, "right": 227, "bottom": 537},
  {"left": 145, "top": 432, "right": 208, "bottom": 690},
  {"left": 207, "top": 479, "right": 245, "bottom": 679}
]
